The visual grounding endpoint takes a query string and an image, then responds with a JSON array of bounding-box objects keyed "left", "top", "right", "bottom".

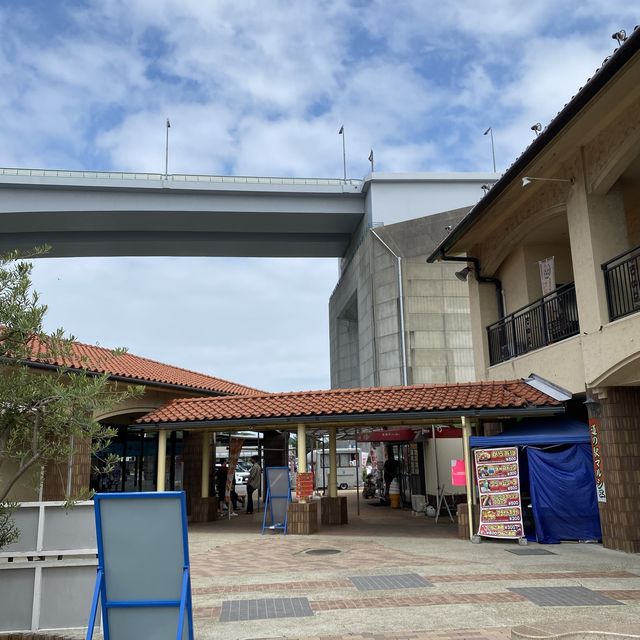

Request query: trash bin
[
  {"left": 389, "top": 479, "right": 401, "bottom": 508},
  {"left": 411, "top": 494, "right": 426, "bottom": 513}
]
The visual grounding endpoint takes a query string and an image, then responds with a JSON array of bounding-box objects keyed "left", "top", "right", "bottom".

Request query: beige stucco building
[{"left": 430, "top": 27, "right": 640, "bottom": 553}]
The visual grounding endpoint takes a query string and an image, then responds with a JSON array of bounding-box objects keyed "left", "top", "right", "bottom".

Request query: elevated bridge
[
  {"left": 0, "top": 168, "right": 496, "bottom": 258},
  {"left": 0, "top": 168, "right": 365, "bottom": 258}
]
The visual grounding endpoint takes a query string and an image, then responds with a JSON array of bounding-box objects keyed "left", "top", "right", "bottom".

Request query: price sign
[{"left": 296, "top": 472, "right": 314, "bottom": 500}]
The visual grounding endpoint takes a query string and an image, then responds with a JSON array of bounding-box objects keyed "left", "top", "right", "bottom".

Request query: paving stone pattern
[
  {"left": 506, "top": 548, "right": 557, "bottom": 556},
  {"left": 219, "top": 597, "right": 314, "bottom": 622},
  {"left": 508, "top": 586, "right": 623, "bottom": 607},
  {"left": 350, "top": 573, "right": 433, "bottom": 591},
  {"left": 190, "top": 538, "right": 453, "bottom": 578},
  {"left": 192, "top": 570, "right": 637, "bottom": 596},
  {"left": 310, "top": 591, "right": 527, "bottom": 611}
]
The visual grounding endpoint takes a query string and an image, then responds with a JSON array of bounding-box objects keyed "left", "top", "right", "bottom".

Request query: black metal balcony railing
[
  {"left": 487, "top": 283, "right": 580, "bottom": 366},
  {"left": 602, "top": 245, "right": 640, "bottom": 322}
]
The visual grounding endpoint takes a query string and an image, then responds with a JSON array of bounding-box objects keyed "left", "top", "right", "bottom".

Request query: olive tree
[{"left": 0, "top": 250, "right": 141, "bottom": 548}]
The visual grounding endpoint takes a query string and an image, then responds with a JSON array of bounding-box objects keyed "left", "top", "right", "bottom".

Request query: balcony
[
  {"left": 602, "top": 245, "right": 640, "bottom": 322},
  {"left": 487, "top": 283, "right": 580, "bottom": 366}
]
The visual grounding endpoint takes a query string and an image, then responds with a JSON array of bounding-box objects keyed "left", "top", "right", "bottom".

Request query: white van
[{"left": 308, "top": 447, "right": 362, "bottom": 490}]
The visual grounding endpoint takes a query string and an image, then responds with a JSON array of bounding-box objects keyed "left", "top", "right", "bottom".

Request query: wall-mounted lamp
[
  {"left": 454, "top": 266, "right": 473, "bottom": 282},
  {"left": 522, "top": 176, "right": 575, "bottom": 187},
  {"left": 531, "top": 123, "right": 542, "bottom": 136}
]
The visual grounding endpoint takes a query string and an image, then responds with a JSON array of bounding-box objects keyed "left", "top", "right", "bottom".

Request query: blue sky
[{"left": 1, "top": 1, "right": 636, "bottom": 391}]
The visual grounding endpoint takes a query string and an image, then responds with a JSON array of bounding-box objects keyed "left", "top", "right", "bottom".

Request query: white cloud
[{"left": 3, "top": 1, "right": 637, "bottom": 390}]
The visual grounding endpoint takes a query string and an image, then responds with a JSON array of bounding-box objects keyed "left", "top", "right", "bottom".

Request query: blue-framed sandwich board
[
  {"left": 86, "top": 492, "right": 194, "bottom": 640},
  {"left": 261, "top": 467, "right": 291, "bottom": 535}
]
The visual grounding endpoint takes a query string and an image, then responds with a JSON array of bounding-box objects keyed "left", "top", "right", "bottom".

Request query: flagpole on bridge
[
  {"left": 165, "top": 118, "right": 171, "bottom": 179},
  {"left": 338, "top": 125, "right": 347, "bottom": 181}
]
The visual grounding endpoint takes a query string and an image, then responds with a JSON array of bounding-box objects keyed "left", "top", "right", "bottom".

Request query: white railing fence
[{"left": 0, "top": 501, "right": 97, "bottom": 633}]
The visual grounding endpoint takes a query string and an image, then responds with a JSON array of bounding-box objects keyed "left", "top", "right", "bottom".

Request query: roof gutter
[
  {"left": 426, "top": 26, "right": 640, "bottom": 264},
  {"left": 19, "top": 359, "right": 243, "bottom": 397},
  {"left": 139, "top": 404, "right": 564, "bottom": 430}
]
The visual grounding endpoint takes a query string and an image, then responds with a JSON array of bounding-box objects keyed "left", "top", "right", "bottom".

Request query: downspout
[
  {"left": 436, "top": 254, "right": 505, "bottom": 319},
  {"left": 371, "top": 229, "right": 408, "bottom": 386}
]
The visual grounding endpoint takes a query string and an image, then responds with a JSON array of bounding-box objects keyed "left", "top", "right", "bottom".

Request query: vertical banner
[
  {"left": 450, "top": 459, "right": 466, "bottom": 486},
  {"left": 475, "top": 447, "right": 524, "bottom": 539},
  {"left": 225, "top": 437, "right": 245, "bottom": 503},
  {"left": 589, "top": 419, "right": 607, "bottom": 502},
  {"left": 538, "top": 256, "right": 556, "bottom": 296}
]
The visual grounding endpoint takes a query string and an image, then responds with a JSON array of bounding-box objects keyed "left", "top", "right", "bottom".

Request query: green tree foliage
[{"left": 0, "top": 249, "right": 142, "bottom": 548}]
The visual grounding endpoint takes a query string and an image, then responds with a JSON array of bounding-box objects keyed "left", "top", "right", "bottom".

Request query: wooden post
[{"left": 461, "top": 416, "right": 474, "bottom": 539}]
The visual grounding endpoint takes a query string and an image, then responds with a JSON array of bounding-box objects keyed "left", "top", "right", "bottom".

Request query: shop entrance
[{"left": 90, "top": 426, "right": 184, "bottom": 493}]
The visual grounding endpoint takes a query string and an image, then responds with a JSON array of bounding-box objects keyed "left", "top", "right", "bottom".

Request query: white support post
[
  {"left": 329, "top": 426, "right": 338, "bottom": 498},
  {"left": 297, "top": 423, "right": 307, "bottom": 473},
  {"left": 201, "top": 431, "right": 210, "bottom": 498},
  {"left": 297, "top": 423, "right": 307, "bottom": 503},
  {"left": 157, "top": 430, "right": 167, "bottom": 492}
]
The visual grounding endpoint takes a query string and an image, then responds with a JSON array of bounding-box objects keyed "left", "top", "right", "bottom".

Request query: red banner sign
[
  {"left": 225, "top": 437, "right": 244, "bottom": 503},
  {"left": 356, "top": 428, "right": 416, "bottom": 442},
  {"left": 475, "top": 447, "right": 524, "bottom": 539}
]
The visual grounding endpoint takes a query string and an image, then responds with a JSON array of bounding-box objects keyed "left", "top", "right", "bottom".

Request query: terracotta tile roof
[
  {"left": 137, "top": 380, "right": 562, "bottom": 426},
  {"left": 25, "top": 339, "right": 263, "bottom": 396}
]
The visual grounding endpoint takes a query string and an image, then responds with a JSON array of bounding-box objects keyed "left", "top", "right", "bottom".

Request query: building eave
[{"left": 427, "top": 25, "right": 640, "bottom": 264}]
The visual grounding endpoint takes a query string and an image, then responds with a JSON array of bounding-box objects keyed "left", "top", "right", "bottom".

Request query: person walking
[
  {"left": 246, "top": 455, "right": 262, "bottom": 514},
  {"left": 383, "top": 447, "right": 399, "bottom": 502}
]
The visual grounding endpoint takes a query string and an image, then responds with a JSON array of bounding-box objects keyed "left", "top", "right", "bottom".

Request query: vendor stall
[{"left": 470, "top": 416, "right": 602, "bottom": 544}]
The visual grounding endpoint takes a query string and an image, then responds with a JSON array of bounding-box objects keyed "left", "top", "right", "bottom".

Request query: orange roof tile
[
  {"left": 26, "top": 339, "right": 263, "bottom": 396},
  {"left": 137, "top": 380, "right": 562, "bottom": 426}
]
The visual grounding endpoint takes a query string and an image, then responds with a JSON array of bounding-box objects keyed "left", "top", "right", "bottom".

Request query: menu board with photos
[{"left": 474, "top": 447, "right": 524, "bottom": 539}]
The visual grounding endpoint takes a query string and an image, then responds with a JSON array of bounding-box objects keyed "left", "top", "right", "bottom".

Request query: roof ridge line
[
  {"left": 155, "top": 378, "right": 538, "bottom": 405},
  {"left": 56, "top": 338, "right": 264, "bottom": 394}
]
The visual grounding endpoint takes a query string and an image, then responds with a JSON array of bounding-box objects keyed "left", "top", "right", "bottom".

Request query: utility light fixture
[
  {"left": 454, "top": 266, "right": 473, "bottom": 282},
  {"left": 531, "top": 123, "right": 542, "bottom": 136},
  {"left": 612, "top": 30, "right": 627, "bottom": 46},
  {"left": 522, "top": 176, "right": 575, "bottom": 187}
]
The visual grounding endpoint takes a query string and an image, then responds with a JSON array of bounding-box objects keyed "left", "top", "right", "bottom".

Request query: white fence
[{"left": 0, "top": 501, "right": 97, "bottom": 633}]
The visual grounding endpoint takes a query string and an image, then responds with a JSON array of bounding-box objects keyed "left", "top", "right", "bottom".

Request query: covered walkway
[
  {"left": 192, "top": 489, "right": 459, "bottom": 539},
  {"left": 138, "top": 379, "right": 566, "bottom": 534}
]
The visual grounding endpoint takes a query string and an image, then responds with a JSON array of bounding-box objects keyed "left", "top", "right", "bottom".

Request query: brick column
[{"left": 595, "top": 387, "right": 640, "bottom": 553}]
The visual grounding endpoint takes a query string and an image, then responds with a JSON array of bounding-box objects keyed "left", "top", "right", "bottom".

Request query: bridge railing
[{"left": 0, "top": 167, "right": 362, "bottom": 188}]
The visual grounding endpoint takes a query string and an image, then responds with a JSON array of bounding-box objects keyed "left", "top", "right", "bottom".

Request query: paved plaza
[{"left": 186, "top": 492, "right": 640, "bottom": 640}]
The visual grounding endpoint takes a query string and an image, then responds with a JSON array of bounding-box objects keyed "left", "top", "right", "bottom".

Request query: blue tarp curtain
[
  {"left": 527, "top": 444, "right": 601, "bottom": 543},
  {"left": 469, "top": 417, "right": 601, "bottom": 543},
  {"left": 469, "top": 416, "right": 590, "bottom": 448}
]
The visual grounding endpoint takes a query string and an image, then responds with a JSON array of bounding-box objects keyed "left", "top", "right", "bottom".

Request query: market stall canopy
[
  {"left": 470, "top": 416, "right": 589, "bottom": 448},
  {"left": 137, "top": 379, "right": 564, "bottom": 431}
]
